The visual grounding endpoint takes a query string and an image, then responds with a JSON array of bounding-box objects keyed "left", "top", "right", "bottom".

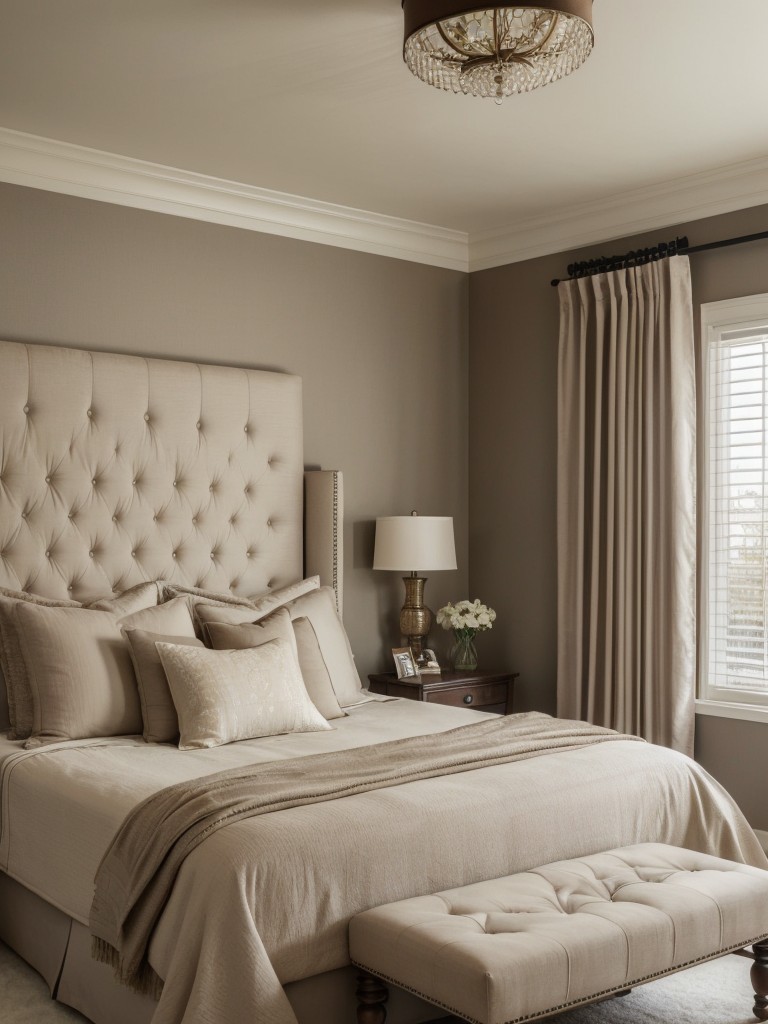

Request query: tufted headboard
[{"left": 0, "top": 340, "right": 334, "bottom": 605}]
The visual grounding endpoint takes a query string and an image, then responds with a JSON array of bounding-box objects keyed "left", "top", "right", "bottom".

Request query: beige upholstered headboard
[{"left": 0, "top": 340, "right": 340, "bottom": 607}]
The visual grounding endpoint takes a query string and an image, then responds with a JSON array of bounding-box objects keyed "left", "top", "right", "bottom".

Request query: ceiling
[{"left": 1, "top": 0, "right": 768, "bottom": 266}]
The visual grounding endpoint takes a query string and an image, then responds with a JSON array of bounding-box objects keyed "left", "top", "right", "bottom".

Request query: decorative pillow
[
  {"left": 89, "top": 581, "right": 162, "bottom": 615},
  {"left": 156, "top": 638, "right": 331, "bottom": 750},
  {"left": 15, "top": 596, "right": 197, "bottom": 747},
  {"left": 206, "top": 613, "right": 345, "bottom": 722},
  {"left": 16, "top": 604, "right": 143, "bottom": 746},
  {"left": 0, "top": 588, "right": 81, "bottom": 740},
  {"left": 204, "top": 607, "right": 300, "bottom": 661},
  {"left": 194, "top": 603, "right": 259, "bottom": 640},
  {"left": 271, "top": 587, "right": 364, "bottom": 708},
  {"left": 122, "top": 628, "right": 203, "bottom": 743},
  {"left": 162, "top": 576, "right": 319, "bottom": 616},
  {"left": 292, "top": 617, "right": 346, "bottom": 721}
]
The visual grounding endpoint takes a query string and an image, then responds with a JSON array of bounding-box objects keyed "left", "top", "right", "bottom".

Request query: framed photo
[
  {"left": 419, "top": 649, "right": 441, "bottom": 676},
  {"left": 392, "top": 647, "right": 419, "bottom": 679}
]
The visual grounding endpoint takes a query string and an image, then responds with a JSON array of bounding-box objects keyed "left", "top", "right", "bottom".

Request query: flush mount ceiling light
[{"left": 402, "top": 1, "right": 594, "bottom": 102}]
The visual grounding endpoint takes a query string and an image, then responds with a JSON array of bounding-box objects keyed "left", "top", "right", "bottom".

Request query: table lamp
[{"left": 373, "top": 511, "right": 457, "bottom": 663}]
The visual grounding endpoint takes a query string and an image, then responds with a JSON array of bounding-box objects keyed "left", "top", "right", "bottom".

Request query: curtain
[{"left": 556, "top": 256, "right": 696, "bottom": 754}]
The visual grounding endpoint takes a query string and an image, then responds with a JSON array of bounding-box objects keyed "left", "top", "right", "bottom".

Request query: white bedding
[
  {"left": 2, "top": 700, "right": 766, "bottom": 1024},
  {"left": 0, "top": 698, "right": 488, "bottom": 923}
]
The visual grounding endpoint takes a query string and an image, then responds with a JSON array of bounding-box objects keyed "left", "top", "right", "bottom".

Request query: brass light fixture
[
  {"left": 373, "top": 512, "right": 457, "bottom": 663},
  {"left": 402, "top": 1, "right": 594, "bottom": 103}
]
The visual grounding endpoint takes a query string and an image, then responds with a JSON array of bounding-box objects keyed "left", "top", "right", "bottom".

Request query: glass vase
[{"left": 450, "top": 632, "right": 478, "bottom": 671}]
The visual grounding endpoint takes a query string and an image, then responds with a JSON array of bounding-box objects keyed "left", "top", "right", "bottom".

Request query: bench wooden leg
[
  {"left": 753, "top": 940, "right": 768, "bottom": 1021},
  {"left": 357, "top": 971, "right": 389, "bottom": 1024}
]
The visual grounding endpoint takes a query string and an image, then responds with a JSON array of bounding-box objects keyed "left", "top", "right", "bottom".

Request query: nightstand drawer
[{"left": 426, "top": 681, "right": 508, "bottom": 709}]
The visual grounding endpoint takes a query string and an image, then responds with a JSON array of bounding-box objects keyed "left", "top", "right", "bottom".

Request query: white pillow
[{"left": 156, "top": 639, "right": 331, "bottom": 750}]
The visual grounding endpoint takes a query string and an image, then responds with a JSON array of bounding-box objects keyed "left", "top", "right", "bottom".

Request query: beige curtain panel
[{"left": 556, "top": 256, "right": 696, "bottom": 754}]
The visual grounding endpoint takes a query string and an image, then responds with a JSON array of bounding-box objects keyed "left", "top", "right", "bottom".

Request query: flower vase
[{"left": 450, "top": 632, "right": 478, "bottom": 671}]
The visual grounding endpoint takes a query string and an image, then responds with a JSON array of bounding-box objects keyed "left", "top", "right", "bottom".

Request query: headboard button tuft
[
  {"left": 87, "top": 409, "right": 93, "bottom": 418},
  {"left": 23, "top": 405, "right": 29, "bottom": 415}
]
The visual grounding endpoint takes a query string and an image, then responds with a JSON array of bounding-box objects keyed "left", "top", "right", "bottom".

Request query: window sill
[{"left": 695, "top": 699, "right": 768, "bottom": 725}]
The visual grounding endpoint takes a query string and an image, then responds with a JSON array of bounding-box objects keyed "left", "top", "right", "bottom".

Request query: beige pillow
[
  {"left": 204, "top": 607, "right": 300, "bottom": 661},
  {"left": 16, "top": 596, "right": 196, "bottom": 747},
  {"left": 207, "top": 613, "right": 345, "bottom": 722},
  {"left": 0, "top": 582, "right": 165, "bottom": 740},
  {"left": 122, "top": 628, "right": 203, "bottom": 743},
  {"left": 207, "top": 610, "right": 346, "bottom": 724},
  {"left": 195, "top": 603, "right": 261, "bottom": 640},
  {"left": 164, "top": 576, "right": 320, "bottom": 619},
  {"left": 156, "top": 638, "right": 331, "bottom": 750},
  {"left": 292, "top": 617, "right": 346, "bottom": 721},
  {"left": 199, "top": 586, "right": 361, "bottom": 707},
  {"left": 275, "top": 587, "right": 363, "bottom": 708},
  {"left": 0, "top": 588, "right": 81, "bottom": 740}
]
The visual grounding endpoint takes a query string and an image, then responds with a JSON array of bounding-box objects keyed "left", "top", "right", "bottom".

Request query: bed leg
[
  {"left": 356, "top": 971, "right": 389, "bottom": 1024},
  {"left": 752, "top": 940, "right": 768, "bottom": 1021}
]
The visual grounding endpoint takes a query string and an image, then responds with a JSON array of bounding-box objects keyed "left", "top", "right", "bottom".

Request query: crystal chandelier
[{"left": 402, "top": 2, "right": 594, "bottom": 103}]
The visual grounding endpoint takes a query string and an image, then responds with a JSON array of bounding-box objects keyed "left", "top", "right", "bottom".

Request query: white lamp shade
[{"left": 373, "top": 516, "right": 457, "bottom": 572}]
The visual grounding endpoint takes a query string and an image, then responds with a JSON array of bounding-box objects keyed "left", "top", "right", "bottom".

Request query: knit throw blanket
[{"left": 90, "top": 712, "right": 640, "bottom": 996}]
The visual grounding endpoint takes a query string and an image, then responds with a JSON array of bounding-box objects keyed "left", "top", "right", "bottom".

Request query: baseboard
[{"left": 756, "top": 829, "right": 768, "bottom": 855}]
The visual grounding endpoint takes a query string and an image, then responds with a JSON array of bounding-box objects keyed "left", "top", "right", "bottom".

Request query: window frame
[{"left": 698, "top": 293, "right": 768, "bottom": 723}]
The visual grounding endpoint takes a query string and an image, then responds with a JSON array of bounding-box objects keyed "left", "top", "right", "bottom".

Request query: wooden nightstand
[{"left": 367, "top": 670, "right": 518, "bottom": 715}]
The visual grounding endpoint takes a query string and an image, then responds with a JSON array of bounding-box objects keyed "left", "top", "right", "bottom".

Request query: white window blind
[{"left": 706, "top": 301, "right": 768, "bottom": 708}]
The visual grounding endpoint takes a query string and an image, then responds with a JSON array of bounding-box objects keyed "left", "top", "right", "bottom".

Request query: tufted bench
[{"left": 350, "top": 843, "right": 768, "bottom": 1024}]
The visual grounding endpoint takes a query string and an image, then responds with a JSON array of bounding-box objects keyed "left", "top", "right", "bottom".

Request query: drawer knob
[{"left": 463, "top": 694, "right": 474, "bottom": 705}]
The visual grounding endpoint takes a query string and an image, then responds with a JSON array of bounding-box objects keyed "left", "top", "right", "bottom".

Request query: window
[{"left": 703, "top": 293, "right": 768, "bottom": 715}]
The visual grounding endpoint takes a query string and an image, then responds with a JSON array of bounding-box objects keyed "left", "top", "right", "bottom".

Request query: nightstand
[{"left": 367, "top": 670, "right": 518, "bottom": 715}]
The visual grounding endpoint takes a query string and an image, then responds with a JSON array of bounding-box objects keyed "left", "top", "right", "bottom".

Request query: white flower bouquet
[{"left": 436, "top": 599, "right": 496, "bottom": 640}]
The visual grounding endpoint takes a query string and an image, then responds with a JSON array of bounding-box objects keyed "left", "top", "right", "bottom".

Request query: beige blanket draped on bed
[{"left": 91, "top": 713, "right": 639, "bottom": 1003}]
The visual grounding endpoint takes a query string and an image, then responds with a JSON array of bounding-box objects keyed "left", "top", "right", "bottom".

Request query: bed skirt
[{"left": 0, "top": 871, "right": 441, "bottom": 1024}]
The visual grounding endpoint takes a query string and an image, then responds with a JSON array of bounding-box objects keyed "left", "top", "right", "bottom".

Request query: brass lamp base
[{"left": 400, "top": 575, "right": 432, "bottom": 663}]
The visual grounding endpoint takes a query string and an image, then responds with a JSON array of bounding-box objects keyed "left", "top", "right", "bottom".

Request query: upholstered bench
[{"left": 350, "top": 843, "right": 768, "bottom": 1024}]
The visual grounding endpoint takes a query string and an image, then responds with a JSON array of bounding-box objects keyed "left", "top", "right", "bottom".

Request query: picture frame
[
  {"left": 419, "top": 649, "right": 441, "bottom": 676},
  {"left": 392, "top": 646, "right": 419, "bottom": 679}
]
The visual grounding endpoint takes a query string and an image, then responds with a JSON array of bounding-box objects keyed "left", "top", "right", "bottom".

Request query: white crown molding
[
  {"left": 2, "top": 127, "right": 768, "bottom": 275},
  {"left": 0, "top": 128, "right": 469, "bottom": 273},
  {"left": 470, "top": 155, "right": 768, "bottom": 272}
]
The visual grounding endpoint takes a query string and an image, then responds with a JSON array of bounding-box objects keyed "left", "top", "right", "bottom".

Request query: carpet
[{"left": 0, "top": 941, "right": 758, "bottom": 1023}]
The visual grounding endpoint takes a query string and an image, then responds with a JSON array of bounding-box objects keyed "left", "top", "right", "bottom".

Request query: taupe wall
[
  {"left": 469, "top": 203, "right": 768, "bottom": 831},
  {"left": 0, "top": 182, "right": 469, "bottom": 680}
]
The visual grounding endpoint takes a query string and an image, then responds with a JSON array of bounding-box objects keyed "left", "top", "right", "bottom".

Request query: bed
[{"left": 0, "top": 338, "right": 765, "bottom": 1024}]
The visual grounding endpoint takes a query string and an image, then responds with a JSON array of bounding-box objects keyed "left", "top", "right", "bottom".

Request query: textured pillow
[
  {"left": 16, "top": 596, "right": 197, "bottom": 747},
  {"left": 89, "top": 581, "right": 162, "bottom": 615},
  {"left": 207, "top": 613, "right": 345, "bottom": 721},
  {"left": 195, "top": 602, "right": 260, "bottom": 639},
  {"left": 156, "top": 638, "right": 331, "bottom": 750},
  {"left": 122, "top": 628, "right": 203, "bottom": 743},
  {"left": 16, "top": 604, "right": 143, "bottom": 746},
  {"left": 292, "top": 617, "right": 346, "bottom": 721},
  {"left": 0, "top": 588, "right": 81, "bottom": 740},
  {"left": 275, "top": 587, "right": 364, "bottom": 708},
  {"left": 204, "top": 607, "right": 300, "bottom": 662},
  {"left": 163, "top": 575, "right": 320, "bottom": 617}
]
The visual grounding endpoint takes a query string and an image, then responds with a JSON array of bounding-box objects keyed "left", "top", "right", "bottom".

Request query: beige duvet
[{"left": 1, "top": 699, "right": 766, "bottom": 1024}]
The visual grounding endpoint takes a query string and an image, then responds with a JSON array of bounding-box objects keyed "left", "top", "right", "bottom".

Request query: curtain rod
[{"left": 549, "top": 229, "right": 768, "bottom": 287}]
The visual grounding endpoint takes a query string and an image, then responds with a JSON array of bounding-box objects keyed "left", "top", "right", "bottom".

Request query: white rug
[{"left": 0, "top": 941, "right": 758, "bottom": 1023}]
